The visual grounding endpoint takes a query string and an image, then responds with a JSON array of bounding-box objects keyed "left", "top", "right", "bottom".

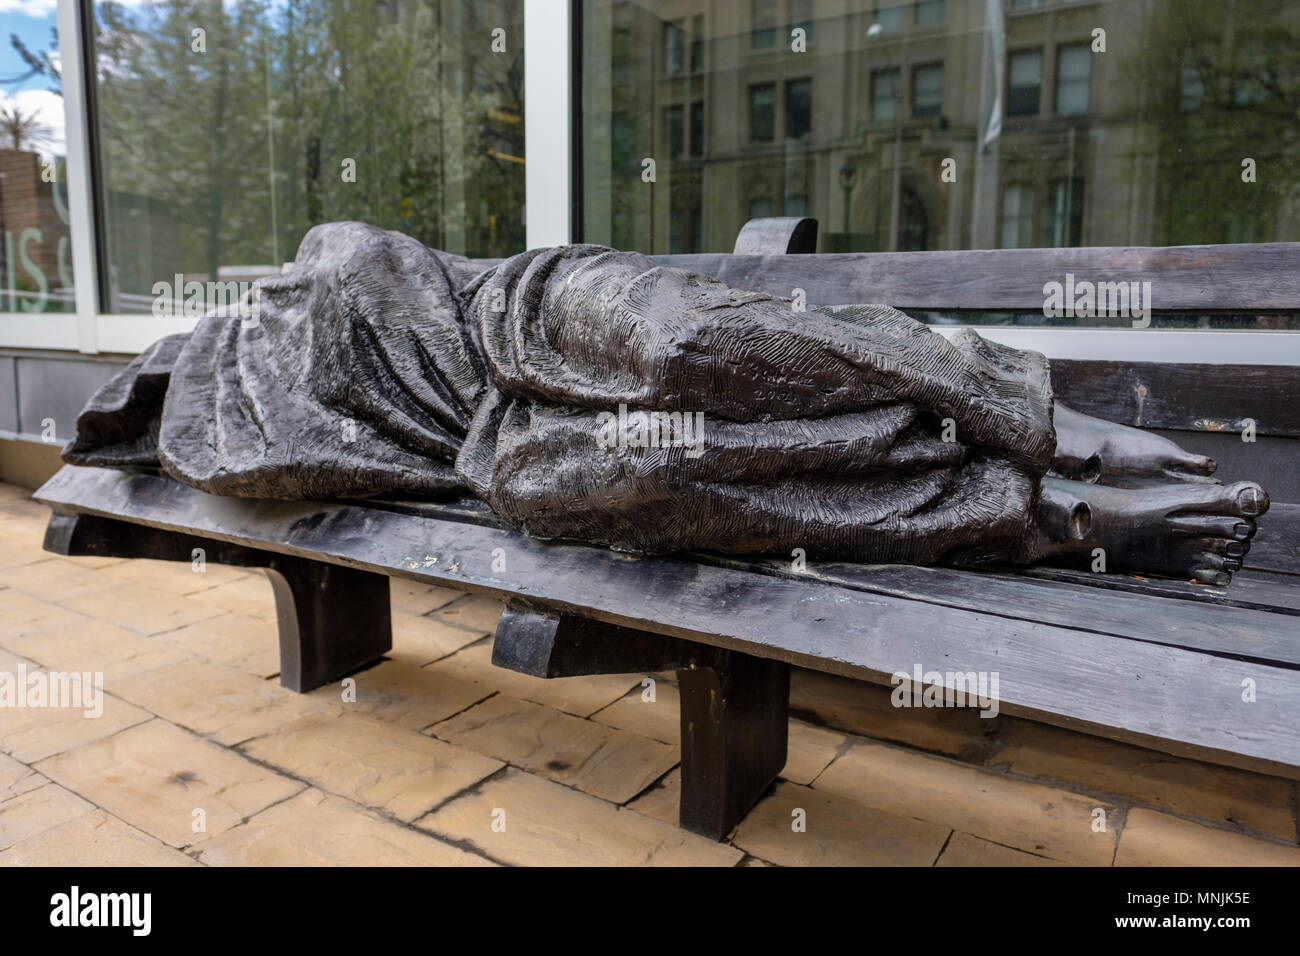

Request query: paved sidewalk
[{"left": 1, "top": 481, "right": 1296, "bottom": 866}]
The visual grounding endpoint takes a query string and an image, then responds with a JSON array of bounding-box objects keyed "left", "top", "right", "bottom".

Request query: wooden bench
[{"left": 34, "top": 218, "right": 1300, "bottom": 840}]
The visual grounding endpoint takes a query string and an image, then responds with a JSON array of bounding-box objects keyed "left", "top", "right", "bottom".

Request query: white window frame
[{"left": 2, "top": 0, "right": 1298, "bottom": 366}]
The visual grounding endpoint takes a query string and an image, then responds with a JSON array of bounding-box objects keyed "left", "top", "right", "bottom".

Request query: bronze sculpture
[{"left": 64, "top": 221, "right": 1267, "bottom": 586}]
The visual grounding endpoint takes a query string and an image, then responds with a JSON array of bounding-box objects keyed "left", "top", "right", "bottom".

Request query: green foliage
[
  {"left": 95, "top": 0, "right": 524, "bottom": 297},
  {"left": 1123, "top": 0, "right": 1300, "bottom": 244}
]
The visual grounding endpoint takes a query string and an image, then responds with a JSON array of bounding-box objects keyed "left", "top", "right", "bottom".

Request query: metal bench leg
[
  {"left": 677, "top": 651, "right": 790, "bottom": 840},
  {"left": 43, "top": 512, "right": 391, "bottom": 693},
  {"left": 263, "top": 558, "right": 391, "bottom": 692},
  {"left": 493, "top": 602, "right": 790, "bottom": 840}
]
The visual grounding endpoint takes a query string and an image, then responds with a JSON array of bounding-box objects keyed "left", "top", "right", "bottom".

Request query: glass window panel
[
  {"left": 666, "top": 104, "right": 685, "bottom": 158},
  {"left": 92, "top": 0, "right": 524, "bottom": 314},
  {"left": 1000, "top": 184, "right": 1034, "bottom": 248},
  {"left": 786, "top": 79, "right": 812, "bottom": 140},
  {"left": 581, "top": 0, "right": 1300, "bottom": 321},
  {"left": 1055, "top": 44, "right": 1092, "bottom": 116},
  {"left": 873, "top": 5, "right": 904, "bottom": 36},
  {"left": 1041, "top": 179, "right": 1084, "bottom": 247},
  {"left": 915, "top": 0, "right": 946, "bottom": 28},
  {"left": 664, "top": 21, "right": 685, "bottom": 76},
  {"left": 912, "top": 64, "right": 943, "bottom": 117},
  {"left": 0, "top": 6, "right": 76, "bottom": 313},
  {"left": 1179, "top": 59, "right": 1205, "bottom": 112},
  {"left": 872, "top": 68, "right": 899, "bottom": 123},
  {"left": 749, "top": 83, "right": 774, "bottom": 141},
  {"left": 1008, "top": 49, "right": 1042, "bottom": 116},
  {"left": 751, "top": 0, "right": 777, "bottom": 50},
  {"left": 791, "top": 0, "right": 814, "bottom": 41}
]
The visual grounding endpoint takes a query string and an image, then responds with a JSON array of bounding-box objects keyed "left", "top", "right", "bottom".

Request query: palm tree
[{"left": 0, "top": 103, "right": 51, "bottom": 151}]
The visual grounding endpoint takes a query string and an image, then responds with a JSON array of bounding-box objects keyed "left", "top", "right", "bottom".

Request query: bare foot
[
  {"left": 1052, "top": 403, "right": 1218, "bottom": 488},
  {"left": 1034, "top": 476, "right": 1268, "bottom": 586}
]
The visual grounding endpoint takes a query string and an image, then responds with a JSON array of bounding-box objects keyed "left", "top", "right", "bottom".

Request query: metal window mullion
[
  {"left": 524, "top": 0, "right": 573, "bottom": 248},
  {"left": 57, "top": 0, "right": 101, "bottom": 354}
]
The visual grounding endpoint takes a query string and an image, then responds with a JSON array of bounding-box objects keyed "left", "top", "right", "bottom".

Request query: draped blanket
[{"left": 65, "top": 221, "right": 1056, "bottom": 565}]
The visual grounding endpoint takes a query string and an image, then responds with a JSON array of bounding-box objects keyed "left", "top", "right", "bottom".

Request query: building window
[
  {"left": 786, "top": 193, "right": 809, "bottom": 217},
  {"left": 912, "top": 64, "right": 943, "bottom": 117},
  {"left": 1000, "top": 184, "right": 1035, "bottom": 248},
  {"left": 1179, "top": 57, "right": 1206, "bottom": 112},
  {"left": 668, "top": 202, "right": 701, "bottom": 254},
  {"left": 871, "top": 68, "right": 900, "bottom": 123},
  {"left": 750, "top": 84, "right": 775, "bottom": 141},
  {"left": 1007, "top": 49, "right": 1043, "bottom": 117},
  {"left": 1233, "top": 53, "right": 1271, "bottom": 107},
  {"left": 751, "top": 0, "right": 777, "bottom": 50},
  {"left": 1041, "top": 180, "right": 1084, "bottom": 247},
  {"left": 899, "top": 186, "right": 929, "bottom": 251},
  {"left": 748, "top": 197, "right": 774, "bottom": 220},
  {"left": 664, "top": 21, "right": 685, "bottom": 76},
  {"left": 915, "top": 0, "right": 946, "bottom": 28},
  {"left": 580, "top": 0, "right": 1300, "bottom": 262},
  {"left": 1055, "top": 44, "right": 1092, "bottom": 116},
  {"left": 873, "top": 5, "right": 904, "bottom": 35},
  {"left": 791, "top": 0, "right": 813, "bottom": 42},
  {"left": 666, "top": 105, "right": 685, "bottom": 159},
  {"left": 786, "top": 79, "right": 812, "bottom": 140}
]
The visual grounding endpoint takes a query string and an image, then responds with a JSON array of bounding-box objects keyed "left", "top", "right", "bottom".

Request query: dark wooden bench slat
[
  {"left": 1015, "top": 564, "right": 1300, "bottom": 615},
  {"left": 700, "top": 555, "right": 1300, "bottom": 668},
  {"left": 1049, "top": 361, "right": 1300, "bottom": 440},
  {"left": 1240, "top": 503, "right": 1300, "bottom": 577},
  {"left": 352, "top": 495, "right": 1300, "bottom": 646},
  {"left": 655, "top": 242, "right": 1300, "bottom": 313},
  {"left": 33, "top": 466, "right": 1300, "bottom": 780},
  {"left": 361, "top": 496, "right": 1300, "bottom": 636}
]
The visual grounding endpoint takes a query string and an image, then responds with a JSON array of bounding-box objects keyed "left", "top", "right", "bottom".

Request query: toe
[
  {"left": 1169, "top": 480, "right": 1270, "bottom": 517},
  {"left": 1185, "top": 537, "right": 1250, "bottom": 558},
  {"left": 1167, "top": 516, "right": 1256, "bottom": 539},
  {"left": 1193, "top": 553, "right": 1237, "bottom": 572},
  {"left": 1160, "top": 468, "right": 1221, "bottom": 485},
  {"left": 1161, "top": 451, "right": 1217, "bottom": 479},
  {"left": 1226, "top": 481, "right": 1270, "bottom": 517},
  {"left": 1192, "top": 568, "right": 1232, "bottom": 587}
]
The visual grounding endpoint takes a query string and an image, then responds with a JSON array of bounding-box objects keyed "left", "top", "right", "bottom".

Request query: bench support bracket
[
  {"left": 494, "top": 603, "right": 790, "bottom": 840},
  {"left": 44, "top": 512, "right": 391, "bottom": 692}
]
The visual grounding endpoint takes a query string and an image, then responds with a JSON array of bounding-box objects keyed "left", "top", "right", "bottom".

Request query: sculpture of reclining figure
[{"left": 63, "top": 221, "right": 1268, "bottom": 586}]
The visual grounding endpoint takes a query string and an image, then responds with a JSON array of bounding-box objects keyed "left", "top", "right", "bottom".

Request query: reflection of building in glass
[
  {"left": 584, "top": 0, "right": 1300, "bottom": 254},
  {"left": 0, "top": 149, "right": 74, "bottom": 312}
]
